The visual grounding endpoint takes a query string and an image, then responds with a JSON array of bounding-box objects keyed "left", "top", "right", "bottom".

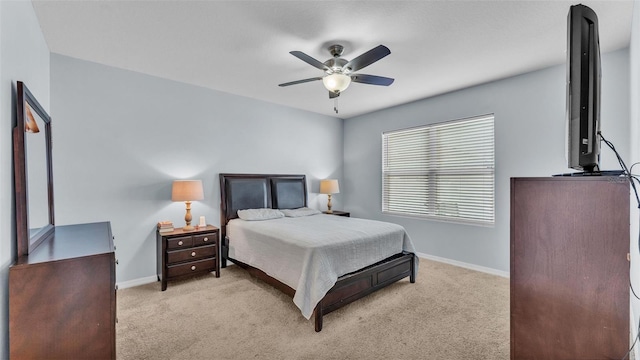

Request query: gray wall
[
  {"left": 0, "top": 0, "right": 50, "bottom": 357},
  {"left": 343, "top": 49, "right": 630, "bottom": 274},
  {"left": 629, "top": 0, "right": 640, "bottom": 355},
  {"left": 50, "top": 54, "right": 343, "bottom": 285}
]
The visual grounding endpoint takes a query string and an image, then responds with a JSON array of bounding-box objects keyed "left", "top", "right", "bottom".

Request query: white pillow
[
  {"left": 237, "top": 208, "right": 284, "bottom": 221},
  {"left": 280, "top": 207, "right": 321, "bottom": 217}
]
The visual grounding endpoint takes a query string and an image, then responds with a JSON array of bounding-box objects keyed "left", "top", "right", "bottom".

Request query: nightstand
[
  {"left": 323, "top": 210, "right": 350, "bottom": 217},
  {"left": 157, "top": 225, "right": 219, "bottom": 291}
]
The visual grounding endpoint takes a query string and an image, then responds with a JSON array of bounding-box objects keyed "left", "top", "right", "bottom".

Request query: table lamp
[
  {"left": 320, "top": 179, "right": 340, "bottom": 213},
  {"left": 172, "top": 180, "right": 204, "bottom": 230}
]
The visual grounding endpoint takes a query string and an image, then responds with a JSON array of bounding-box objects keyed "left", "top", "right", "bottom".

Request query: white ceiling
[{"left": 32, "top": 0, "right": 634, "bottom": 119}]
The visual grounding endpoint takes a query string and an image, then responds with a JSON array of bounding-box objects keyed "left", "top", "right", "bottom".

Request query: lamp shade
[
  {"left": 322, "top": 73, "right": 351, "bottom": 93},
  {"left": 320, "top": 179, "right": 340, "bottom": 194},
  {"left": 171, "top": 180, "right": 204, "bottom": 201}
]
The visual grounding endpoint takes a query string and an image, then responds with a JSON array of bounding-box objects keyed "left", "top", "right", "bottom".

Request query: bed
[{"left": 219, "top": 173, "right": 418, "bottom": 331}]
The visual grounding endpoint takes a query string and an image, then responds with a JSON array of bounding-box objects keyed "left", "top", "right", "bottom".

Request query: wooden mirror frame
[{"left": 14, "top": 81, "right": 54, "bottom": 257}]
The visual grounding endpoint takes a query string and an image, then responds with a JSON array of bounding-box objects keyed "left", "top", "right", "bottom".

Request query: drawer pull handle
[
  {"left": 191, "top": 251, "right": 196, "bottom": 257},
  {"left": 191, "top": 265, "right": 196, "bottom": 271},
  {"left": 178, "top": 241, "right": 183, "bottom": 246},
  {"left": 203, "top": 237, "right": 209, "bottom": 242}
]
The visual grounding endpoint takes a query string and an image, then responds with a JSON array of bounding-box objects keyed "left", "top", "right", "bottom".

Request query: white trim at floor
[
  {"left": 117, "top": 275, "right": 157, "bottom": 289},
  {"left": 416, "top": 251, "right": 509, "bottom": 278}
]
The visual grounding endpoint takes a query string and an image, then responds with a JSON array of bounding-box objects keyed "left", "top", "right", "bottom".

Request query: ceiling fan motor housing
[{"left": 324, "top": 57, "right": 348, "bottom": 74}]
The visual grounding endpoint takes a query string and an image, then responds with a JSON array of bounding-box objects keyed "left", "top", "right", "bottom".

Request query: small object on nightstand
[
  {"left": 157, "top": 220, "right": 174, "bottom": 233},
  {"left": 157, "top": 224, "right": 220, "bottom": 291},
  {"left": 323, "top": 210, "right": 350, "bottom": 217}
]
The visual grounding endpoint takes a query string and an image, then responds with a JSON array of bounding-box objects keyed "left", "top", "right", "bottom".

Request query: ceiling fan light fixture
[{"left": 322, "top": 73, "right": 351, "bottom": 93}]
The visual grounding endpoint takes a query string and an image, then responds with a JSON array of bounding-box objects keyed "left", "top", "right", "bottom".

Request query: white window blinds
[{"left": 382, "top": 114, "right": 495, "bottom": 225}]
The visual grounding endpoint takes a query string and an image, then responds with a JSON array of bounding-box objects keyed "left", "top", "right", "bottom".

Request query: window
[{"left": 382, "top": 114, "right": 495, "bottom": 225}]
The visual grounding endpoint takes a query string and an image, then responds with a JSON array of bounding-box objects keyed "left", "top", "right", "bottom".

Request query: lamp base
[{"left": 183, "top": 201, "right": 194, "bottom": 231}]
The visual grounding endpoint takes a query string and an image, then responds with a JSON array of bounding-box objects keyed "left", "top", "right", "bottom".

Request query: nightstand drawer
[
  {"left": 167, "top": 236, "right": 193, "bottom": 250},
  {"left": 167, "top": 244, "right": 216, "bottom": 264},
  {"left": 167, "top": 258, "right": 216, "bottom": 278},
  {"left": 194, "top": 232, "right": 217, "bottom": 246}
]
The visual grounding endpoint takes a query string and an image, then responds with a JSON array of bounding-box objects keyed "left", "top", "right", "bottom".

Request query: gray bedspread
[{"left": 227, "top": 214, "right": 418, "bottom": 319}]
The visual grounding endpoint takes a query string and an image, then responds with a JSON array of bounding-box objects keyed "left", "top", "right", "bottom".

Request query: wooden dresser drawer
[
  {"left": 167, "top": 258, "right": 216, "bottom": 278},
  {"left": 167, "top": 244, "right": 216, "bottom": 264},
  {"left": 193, "top": 232, "right": 216, "bottom": 246},
  {"left": 167, "top": 236, "right": 192, "bottom": 250}
]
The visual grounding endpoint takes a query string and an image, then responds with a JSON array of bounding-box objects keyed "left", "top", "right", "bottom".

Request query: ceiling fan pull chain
[{"left": 334, "top": 97, "right": 339, "bottom": 114}]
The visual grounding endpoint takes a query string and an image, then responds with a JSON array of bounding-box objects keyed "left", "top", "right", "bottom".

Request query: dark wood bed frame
[{"left": 219, "top": 173, "right": 416, "bottom": 332}]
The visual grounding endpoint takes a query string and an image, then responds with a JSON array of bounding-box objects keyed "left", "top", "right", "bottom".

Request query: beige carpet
[{"left": 116, "top": 258, "right": 509, "bottom": 359}]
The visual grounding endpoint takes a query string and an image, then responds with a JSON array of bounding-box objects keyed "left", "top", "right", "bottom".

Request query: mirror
[{"left": 14, "top": 81, "right": 54, "bottom": 257}]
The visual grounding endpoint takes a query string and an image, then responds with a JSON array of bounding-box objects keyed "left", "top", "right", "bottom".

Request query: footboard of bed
[
  {"left": 227, "top": 251, "right": 416, "bottom": 332},
  {"left": 313, "top": 252, "right": 416, "bottom": 332}
]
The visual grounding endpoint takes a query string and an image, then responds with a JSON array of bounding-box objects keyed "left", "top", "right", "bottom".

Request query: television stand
[
  {"left": 511, "top": 177, "right": 629, "bottom": 358},
  {"left": 553, "top": 170, "right": 625, "bottom": 177}
]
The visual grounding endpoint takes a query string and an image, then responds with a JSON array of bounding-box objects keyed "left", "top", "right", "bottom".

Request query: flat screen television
[{"left": 566, "top": 4, "right": 601, "bottom": 173}]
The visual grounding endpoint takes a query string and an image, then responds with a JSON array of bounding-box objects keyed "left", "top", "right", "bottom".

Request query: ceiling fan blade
[
  {"left": 329, "top": 91, "right": 340, "bottom": 99},
  {"left": 278, "top": 77, "right": 323, "bottom": 87},
  {"left": 290, "top": 51, "right": 330, "bottom": 71},
  {"left": 344, "top": 45, "right": 391, "bottom": 73},
  {"left": 351, "top": 74, "right": 395, "bottom": 86}
]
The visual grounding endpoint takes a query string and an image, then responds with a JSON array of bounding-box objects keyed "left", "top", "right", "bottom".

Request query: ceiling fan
[{"left": 278, "top": 44, "right": 394, "bottom": 101}]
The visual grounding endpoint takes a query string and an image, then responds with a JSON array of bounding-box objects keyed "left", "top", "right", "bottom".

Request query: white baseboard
[
  {"left": 416, "top": 251, "right": 510, "bottom": 278},
  {"left": 116, "top": 263, "right": 237, "bottom": 290},
  {"left": 117, "top": 275, "right": 157, "bottom": 289}
]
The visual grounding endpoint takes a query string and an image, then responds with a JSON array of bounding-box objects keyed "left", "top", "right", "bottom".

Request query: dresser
[
  {"left": 510, "top": 177, "right": 629, "bottom": 359},
  {"left": 9, "top": 221, "right": 116, "bottom": 359},
  {"left": 157, "top": 225, "right": 220, "bottom": 290}
]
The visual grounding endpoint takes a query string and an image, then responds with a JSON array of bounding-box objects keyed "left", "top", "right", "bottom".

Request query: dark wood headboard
[{"left": 218, "top": 173, "right": 307, "bottom": 266}]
